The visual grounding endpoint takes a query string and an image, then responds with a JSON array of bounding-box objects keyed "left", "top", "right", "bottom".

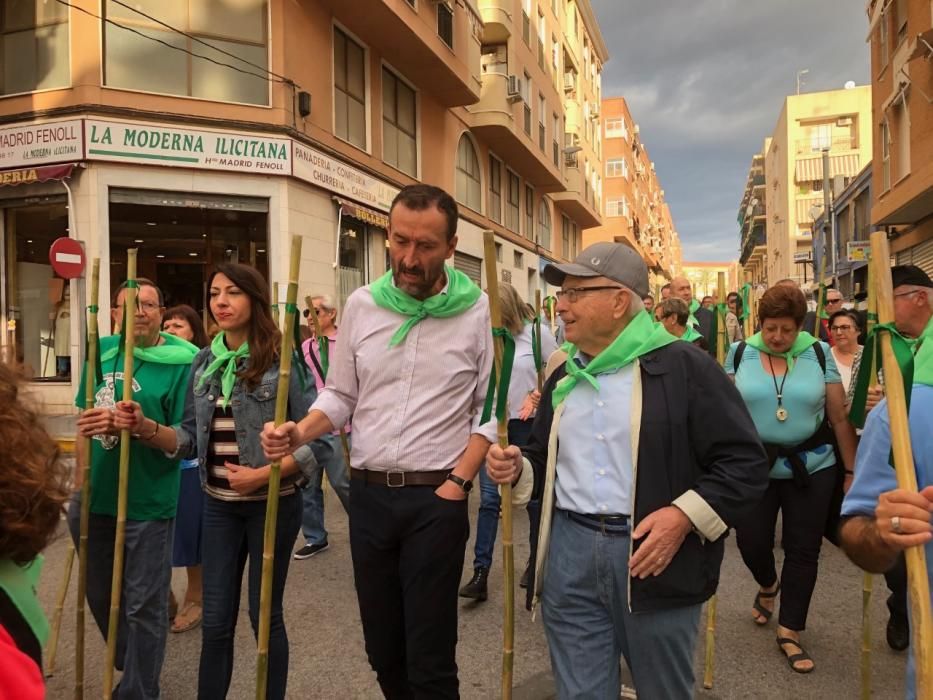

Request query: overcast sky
[{"left": 590, "top": 1, "right": 870, "bottom": 263}]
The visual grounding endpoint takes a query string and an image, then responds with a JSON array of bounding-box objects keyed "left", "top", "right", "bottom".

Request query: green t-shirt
[{"left": 75, "top": 333, "right": 194, "bottom": 520}]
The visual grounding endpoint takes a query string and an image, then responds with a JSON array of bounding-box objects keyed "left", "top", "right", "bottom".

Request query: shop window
[
  {"left": 334, "top": 27, "right": 367, "bottom": 149},
  {"left": 3, "top": 200, "right": 70, "bottom": 380},
  {"left": 455, "top": 134, "right": 481, "bottom": 212},
  {"left": 382, "top": 67, "right": 417, "bottom": 176},
  {"left": 1, "top": 1, "right": 69, "bottom": 95},
  {"left": 104, "top": 0, "right": 269, "bottom": 106}
]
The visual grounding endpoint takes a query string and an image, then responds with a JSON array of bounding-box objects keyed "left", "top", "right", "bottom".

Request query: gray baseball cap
[{"left": 543, "top": 242, "right": 649, "bottom": 297}]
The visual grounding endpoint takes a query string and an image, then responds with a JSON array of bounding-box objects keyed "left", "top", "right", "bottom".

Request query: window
[
  {"left": 506, "top": 170, "right": 521, "bottom": 231},
  {"left": 561, "top": 214, "right": 577, "bottom": 259},
  {"left": 538, "top": 93, "right": 546, "bottom": 150},
  {"left": 893, "top": 98, "right": 910, "bottom": 180},
  {"left": 808, "top": 124, "right": 831, "bottom": 152},
  {"left": 605, "top": 118, "right": 626, "bottom": 139},
  {"left": 523, "top": 72, "right": 532, "bottom": 135},
  {"left": 537, "top": 12, "right": 546, "bottom": 70},
  {"left": 521, "top": 0, "right": 530, "bottom": 44},
  {"left": 1, "top": 1, "right": 69, "bottom": 94},
  {"left": 488, "top": 154, "right": 502, "bottom": 223},
  {"left": 606, "top": 158, "right": 628, "bottom": 178},
  {"left": 334, "top": 28, "right": 367, "bottom": 149},
  {"left": 552, "top": 36, "right": 559, "bottom": 72},
  {"left": 524, "top": 185, "right": 534, "bottom": 240},
  {"left": 495, "top": 242, "right": 502, "bottom": 262},
  {"left": 382, "top": 68, "right": 417, "bottom": 176},
  {"left": 514, "top": 250, "right": 524, "bottom": 269},
  {"left": 894, "top": 0, "right": 907, "bottom": 46},
  {"left": 606, "top": 198, "right": 625, "bottom": 216},
  {"left": 552, "top": 114, "right": 560, "bottom": 167},
  {"left": 537, "top": 198, "right": 551, "bottom": 250},
  {"left": 437, "top": 2, "right": 453, "bottom": 48},
  {"left": 104, "top": 0, "right": 269, "bottom": 105},
  {"left": 455, "top": 134, "right": 481, "bottom": 211},
  {"left": 881, "top": 119, "right": 890, "bottom": 190}
]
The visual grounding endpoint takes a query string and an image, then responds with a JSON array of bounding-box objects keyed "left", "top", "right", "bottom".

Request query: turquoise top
[{"left": 725, "top": 341, "right": 841, "bottom": 479}]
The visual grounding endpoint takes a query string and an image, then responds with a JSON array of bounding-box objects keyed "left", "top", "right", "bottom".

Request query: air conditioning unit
[
  {"left": 506, "top": 75, "right": 523, "bottom": 102},
  {"left": 564, "top": 151, "right": 579, "bottom": 168},
  {"left": 563, "top": 73, "right": 574, "bottom": 92},
  {"left": 837, "top": 117, "right": 853, "bottom": 127}
]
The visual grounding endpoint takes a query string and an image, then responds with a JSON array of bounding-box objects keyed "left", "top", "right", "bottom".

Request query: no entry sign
[{"left": 49, "top": 237, "right": 85, "bottom": 279}]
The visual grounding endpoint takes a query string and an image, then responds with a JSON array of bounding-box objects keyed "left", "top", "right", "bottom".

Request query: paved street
[{"left": 40, "top": 487, "right": 907, "bottom": 699}]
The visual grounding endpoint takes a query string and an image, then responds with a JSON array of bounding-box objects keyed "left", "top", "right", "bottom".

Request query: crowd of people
[{"left": 0, "top": 182, "right": 930, "bottom": 700}]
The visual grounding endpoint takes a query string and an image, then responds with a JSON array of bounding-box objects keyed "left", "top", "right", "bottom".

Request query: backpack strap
[
  {"left": 731, "top": 341, "right": 747, "bottom": 373},
  {"left": 811, "top": 341, "right": 826, "bottom": 374}
]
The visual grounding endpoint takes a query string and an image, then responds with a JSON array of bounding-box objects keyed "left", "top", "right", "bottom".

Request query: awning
[
  {"left": 0, "top": 162, "right": 77, "bottom": 187},
  {"left": 794, "top": 153, "right": 861, "bottom": 182},
  {"left": 334, "top": 197, "right": 389, "bottom": 229}
]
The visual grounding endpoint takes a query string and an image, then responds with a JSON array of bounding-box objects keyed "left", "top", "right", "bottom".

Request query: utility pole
[{"left": 821, "top": 148, "right": 832, "bottom": 286}]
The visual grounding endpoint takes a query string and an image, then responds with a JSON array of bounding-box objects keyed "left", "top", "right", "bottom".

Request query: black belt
[
  {"left": 562, "top": 509, "right": 631, "bottom": 535},
  {"left": 351, "top": 468, "right": 452, "bottom": 488}
]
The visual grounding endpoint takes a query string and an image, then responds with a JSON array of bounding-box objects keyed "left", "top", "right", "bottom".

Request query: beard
[{"left": 392, "top": 260, "right": 447, "bottom": 300}]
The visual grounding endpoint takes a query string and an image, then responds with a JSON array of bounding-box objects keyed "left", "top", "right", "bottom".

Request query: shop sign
[
  {"left": 0, "top": 163, "right": 76, "bottom": 187},
  {"left": 0, "top": 119, "right": 83, "bottom": 169},
  {"left": 847, "top": 241, "right": 871, "bottom": 262},
  {"left": 793, "top": 251, "right": 812, "bottom": 262},
  {"left": 85, "top": 120, "right": 291, "bottom": 175},
  {"left": 294, "top": 142, "right": 397, "bottom": 212}
]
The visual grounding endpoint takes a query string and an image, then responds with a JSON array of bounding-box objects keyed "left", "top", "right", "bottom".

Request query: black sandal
[
  {"left": 776, "top": 636, "right": 814, "bottom": 674},
  {"left": 752, "top": 584, "right": 780, "bottom": 625}
]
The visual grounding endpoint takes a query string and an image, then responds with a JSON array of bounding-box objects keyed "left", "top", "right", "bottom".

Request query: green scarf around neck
[
  {"left": 552, "top": 310, "right": 678, "bottom": 408},
  {"left": 682, "top": 325, "right": 703, "bottom": 343},
  {"left": 0, "top": 557, "right": 48, "bottom": 648},
  {"left": 100, "top": 332, "right": 198, "bottom": 365},
  {"left": 198, "top": 332, "right": 250, "bottom": 408},
  {"left": 912, "top": 314, "right": 933, "bottom": 387},
  {"left": 369, "top": 266, "right": 482, "bottom": 346},
  {"left": 744, "top": 330, "right": 819, "bottom": 373}
]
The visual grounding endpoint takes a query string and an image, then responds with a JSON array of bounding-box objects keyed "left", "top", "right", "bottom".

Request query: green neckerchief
[
  {"left": 370, "top": 266, "right": 482, "bottom": 347},
  {"left": 0, "top": 557, "right": 48, "bottom": 648},
  {"left": 480, "top": 328, "right": 517, "bottom": 423},
  {"left": 682, "top": 325, "right": 703, "bottom": 343},
  {"left": 197, "top": 332, "right": 250, "bottom": 408},
  {"left": 817, "top": 284, "right": 829, "bottom": 320},
  {"left": 914, "top": 315, "right": 933, "bottom": 387},
  {"left": 849, "top": 322, "right": 916, "bottom": 428},
  {"left": 687, "top": 298, "right": 700, "bottom": 327},
  {"left": 552, "top": 310, "right": 678, "bottom": 408},
  {"left": 744, "top": 330, "right": 819, "bottom": 373},
  {"left": 100, "top": 331, "right": 199, "bottom": 365},
  {"left": 739, "top": 283, "right": 751, "bottom": 322},
  {"left": 531, "top": 318, "right": 543, "bottom": 374}
]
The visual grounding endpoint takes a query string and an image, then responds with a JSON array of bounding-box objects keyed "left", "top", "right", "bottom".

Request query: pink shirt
[{"left": 302, "top": 332, "right": 350, "bottom": 434}]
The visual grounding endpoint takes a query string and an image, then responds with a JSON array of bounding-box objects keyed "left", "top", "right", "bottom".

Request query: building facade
[
  {"left": 737, "top": 144, "right": 768, "bottom": 285},
  {"left": 0, "top": 0, "right": 606, "bottom": 413},
  {"left": 866, "top": 0, "right": 933, "bottom": 275},
  {"left": 681, "top": 262, "right": 741, "bottom": 300},
  {"left": 763, "top": 86, "right": 872, "bottom": 287},
  {"left": 584, "top": 96, "right": 682, "bottom": 295}
]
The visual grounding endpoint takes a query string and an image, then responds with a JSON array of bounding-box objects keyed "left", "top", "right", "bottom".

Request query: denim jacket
[{"left": 173, "top": 346, "right": 321, "bottom": 488}]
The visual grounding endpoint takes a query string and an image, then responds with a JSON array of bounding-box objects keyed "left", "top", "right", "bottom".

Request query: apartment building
[
  {"left": 0, "top": 0, "right": 606, "bottom": 411},
  {"left": 737, "top": 145, "right": 768, "bottom": 285},
  {"left": 681, "top": 261, "right": 740, "bottom": 300},
  {"left": 866, "top": 0, "right": 933, "bottom": 274},
  {"left": 763, "top": 86, "right": 872, "bottom": 287},
  {"left": 585, "top": 96, "right": 682, "bottom": 294}
]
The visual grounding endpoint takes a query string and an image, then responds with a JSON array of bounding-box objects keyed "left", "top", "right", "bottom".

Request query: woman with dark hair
[
  {"left": 116, "top": 264, "right": 321, "bottom": 699},
  {"left": 725, "top": 284, "right": 856, "bottom": 674},
  {"left": 162, "top": 305, "right": 209, "bottom": 633},
  {"left": 0, "top": 363, "right": 70, "bottom": 698},
  {"left": 827, "top": 309, "right": 861, "bottom": 394}
]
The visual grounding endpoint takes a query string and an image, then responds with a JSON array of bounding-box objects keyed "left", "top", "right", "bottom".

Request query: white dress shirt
[{"left": 311, "top": 282, "right": 497, "bottom": 472}]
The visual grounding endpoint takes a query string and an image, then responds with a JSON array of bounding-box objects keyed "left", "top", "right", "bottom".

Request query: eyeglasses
[
  {"left": 555, "top": 285, "right": 623, "bottom": 303},
  {"left": 830, "top": 324, "right": 854, "bottom": 332},
  {"left": 825, "top": 298, "right": 843, "bottom": 305},
  {"left": 137, "top": 302, "right": 162, "bottom": 313},
  {"left": 894, "top": 290, "right": 922, "bottom": 300}
]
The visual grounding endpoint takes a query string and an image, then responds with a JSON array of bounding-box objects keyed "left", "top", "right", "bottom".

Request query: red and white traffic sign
[{"left": 48, "top": 237, "right": 85, "bottom": 279}]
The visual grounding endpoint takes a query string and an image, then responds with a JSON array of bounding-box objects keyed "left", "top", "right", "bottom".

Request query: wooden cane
[
  {"left": 256, "top": 236, "right": 302, "bottom": 699},
  {"left": 870, "top": 231, "right": 933, "bottom": 697},
  {"left": 103, "top": 250, "right": 138, "bottom": 699},
  {"left": 483, "top": 232, "right": 515, "bottom": 699},
  {"left": 272, "top": 282, "right": 280, "bottom": 327},
  {"left": 76, "top": 258, "right": 100, "bottom": 697},
  {"left": 44, "top": 542, "right": 74, "bottom": 677},
  {"left": 702, "top": 594, "right": 717, "bottom": 690},
  {"left": 304, "top": 295, "right": 352, "bottom": 473},
  {"left": 814, "top": 256, "right": 827, "bottom": 338},
  {"left": 534, "top": 290, "right": 543, "bottom": 392}
]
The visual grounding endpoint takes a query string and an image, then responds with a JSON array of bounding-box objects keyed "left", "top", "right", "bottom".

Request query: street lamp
[{"left": 796, "top": 68, "right": 809, "bottom": 95}]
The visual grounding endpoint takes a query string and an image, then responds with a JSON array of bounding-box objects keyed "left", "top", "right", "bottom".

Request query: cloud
[{"left": 591, "top": 0, "right": 870, "bottom": 263}]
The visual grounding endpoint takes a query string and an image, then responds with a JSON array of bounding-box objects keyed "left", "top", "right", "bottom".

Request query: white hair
[
  {"left": 902, "top": 285, "right": 933, "bottom": 309},
  {"left": 620, "top": 285, "right": 644, "bottom": 321},
  {"left": 311, "top": 294, "right": 336, "bottom": 312}
]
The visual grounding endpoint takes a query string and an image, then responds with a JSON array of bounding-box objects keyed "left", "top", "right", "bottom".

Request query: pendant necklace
[{"left": 768, "top": 354, "right": 789, "bottom": 422}]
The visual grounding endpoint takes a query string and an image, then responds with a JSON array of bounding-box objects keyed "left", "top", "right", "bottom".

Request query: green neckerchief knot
[
  {"left": 370, "top": 266, "right": 482, "bottom": 347},
  {"left": 744, "top": 330, "right": 819, "bottom": 374},
  {"left": 682, "top": 325, "right": 703, "bottom": 343},
  {"left": 739, "top": 283, "right": 751, "bottom": 321},
  {"left": 198, "top": 332, "right": 250, "bottom": 408},
  {"left": 687, "top": 298, "right": 700, "bottom": 328},
  {"left": 481, "top": 327, "right": 516, "bottom": 423},
  {"left": 552, "top": 311, "right": 678, "bottom": 408},
  {"left": 849, "top": 322, "right": 915, "bottom": 428}
]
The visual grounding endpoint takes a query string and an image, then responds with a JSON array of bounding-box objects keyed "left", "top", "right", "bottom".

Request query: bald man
[{"left": 670, "top": 277, "right": 716, "bottom": 356}]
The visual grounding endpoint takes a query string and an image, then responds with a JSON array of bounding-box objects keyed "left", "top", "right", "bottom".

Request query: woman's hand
[
  {"left": 517, "top": 390, "right": 541, "bottom": 421},
  {"left": 225, "top": 462, "right": 267, "bottom": 496},
  {"left": 114, "top": 400, "right": 147, "bottom": 434},
  {"left": 865, "top": 386, "right": 884, "bottom": 414},
  {"left": 76, "top": 407, "right": 118, "bottom": 437}
]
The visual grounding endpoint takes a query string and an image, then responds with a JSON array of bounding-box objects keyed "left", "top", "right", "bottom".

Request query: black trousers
[
  {"left": 735, "top": 467, "right": 837, "bottom": 631},
  {"left": 884, "top": 553, "right": 908, "bottom": 620},
  {"left": 349, "top": 477, "right": 469, "bottom": 700}
]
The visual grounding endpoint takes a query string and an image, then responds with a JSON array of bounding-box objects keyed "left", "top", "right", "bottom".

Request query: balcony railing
[{"left": 795, "top": 135, "right": 857, "bottom": 155}]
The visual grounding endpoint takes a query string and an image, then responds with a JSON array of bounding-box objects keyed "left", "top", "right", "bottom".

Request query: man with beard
[{"left": 261, "top": 184, "right": 495, "bottom": 698}]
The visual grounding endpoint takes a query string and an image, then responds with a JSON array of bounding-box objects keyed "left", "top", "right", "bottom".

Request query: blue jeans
[
  {"left": 300, "top": 433, "right": 351, "bottom": 545},
  {"left": 473, "top": 419, "right": 533, "bottom": 570},
  {"left": 542, "top": 511, "right": 703, "bottom": 700},
  {"left": 198, "top": 492, "right": 302, "bottom": 700},
  {"left": 66, "top": 493, "right": 173, "bottom": 700}
]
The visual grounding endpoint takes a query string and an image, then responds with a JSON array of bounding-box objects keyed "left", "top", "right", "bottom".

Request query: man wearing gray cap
[{"left": 486, "top": 242, "right": 769, "bottom": 698}]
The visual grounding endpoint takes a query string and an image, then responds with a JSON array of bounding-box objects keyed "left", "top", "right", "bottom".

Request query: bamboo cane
[
  {"left": 482, "top": 231, "right": 515, "bottom": 700},
  {"left": 716, "top": 272, "right": 728, "bottom": 362},
  {"left": 702, "top": 594, "right": 717, "bottom": 690},
  {"left": 744, "top": 284, "right": 756, "bottom": 340},
  {"left": 860, "top": 255, "right": 878, "bottom": 700},
  {"left": 76, "top": 258, "right": 100, "bottom": 698},
  {"left": 870, "top": 231, "right": 933, "bottom": 698},
  {"left": 103, "top": 250, "right": 138, "bottom": 699},
  {"left": 814, "top": 255, "right": 827, "bottom": 338},
  {"left": 304, "top": 295, "right": 352, "bottom": 472},
  {"left": 272, "top": 282, "right": 280, "bottom": 327},
  {"left": 256, "top": 235, "right": 303, "bottom": 699},
  {"left": 534, "top": 290, "right": 543, "bottom": 392},
  {"left": 45, "top": 542, "right": 74, "bottom": 676}
]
